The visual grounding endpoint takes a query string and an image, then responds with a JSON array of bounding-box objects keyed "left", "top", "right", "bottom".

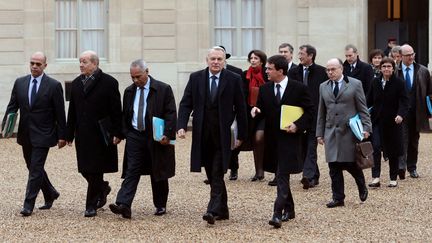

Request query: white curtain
[
  {"left": 241, "top": 0, "right": 263, "bottom": 55},
  {"left": 56, "top": 0, "right": 77, "bottom": 58},
  {"left": 56, "top": 0, "right": 105, "bottom": 59},
  {"left": 214, "top": 0, "right": 235, "bottom": 56},
  {"left": 81, "top": 0, "right": 105, "bottom": 57}
]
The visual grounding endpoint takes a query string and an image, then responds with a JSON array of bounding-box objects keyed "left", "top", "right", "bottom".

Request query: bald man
[{"left": 2, "top": 52, "right": 66, "bottom": 216}]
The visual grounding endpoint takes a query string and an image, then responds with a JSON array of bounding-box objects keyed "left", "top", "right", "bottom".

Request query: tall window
[
  {"left": 55, "top": 0, "right": 107, "bottom": 59},
  {"left": 213, "top": 0, "right": 263, "bottom": 57}
]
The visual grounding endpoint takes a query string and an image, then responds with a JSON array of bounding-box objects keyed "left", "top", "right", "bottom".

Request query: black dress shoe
[
  {"left": 269, "top": 216, "right": 282, "bottom": 228},
  {"left": 203, "top": 179, "right": 210, "bottom": 185},
  {"left": 39, "top": 192, "right": 60, "bottom": 210},
  {"left": 368, "top": 182, "right": 381, "bottom": 188},
  {"left": 97, "top": 182, "right": 111, "bottom": 209},
  {"left": 268, "top": 177, "right": 277, "bottom": 186},
  {"left": 229, "top": 170, "right": 238, "bottom": 180},
  {"left": 20, "top": 208, "right": 32, "bottom": 217},
  {"left": 359, "top": 188, "right": 368, "bottom": 202},
  {"left": 300, "top": 177, "right": 310, "bottom": 189},
  {"left": 214, "top": 214, "right": 229, "bottom": 220},
  {"left": 281, "top": 211, "right": 295, "bottom": 222},
  {"left": 203, "top": 212, "right": 215, "bottom": 224},
  {"left": 326, "top": 200, "right": 345, "bottom": 208},
  {"left": 398, "top": 170, "right": 406, "bottom": 180},
  {"left": 84, "top": 208, "right": 97, "bottom": 217},
  {"left": 409, "top": 170, "right": 419, "bottom": 178},
  {"left": 154, "top": 207, "right": 166, "bottom": 216},
  {"left": 250, "top": 175, "right": 264, "bottom": 181},
  {"left": 109, "top": 203, "right": 131, "bottom": 219}
]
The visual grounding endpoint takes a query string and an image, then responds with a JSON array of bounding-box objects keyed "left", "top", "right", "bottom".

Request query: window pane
[
  {"left": 56, "top": 31, "right": 77, "bottom": 58},
  {"left": 214, "top": 0, "right": 236, "bottom": 55},
  {"left": 82, "top": 30, "right": 105, "bottom": 57},
  {"left": 242, "top": 0, "right": 262, "bottom": 27},
  {"left": 81, "top": 0, "right": 105, "bottom": 29},
  {"left": 56, "top": 0, "right": 77, "bottom": 28},
  {"left": 241, "top": 29, "right": 263, "bottom": 55}
]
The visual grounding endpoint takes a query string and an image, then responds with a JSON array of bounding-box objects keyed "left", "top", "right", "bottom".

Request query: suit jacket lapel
[
  {"left": 198, "top": 69, "right": 207, "bottom": 103},
  {"left": 217, "top": 69, "right": 228, "bottom": 100},
  {"left": 336, "top": 76, "right": 350, "bottom": 99},
  {"left": 280, "top": 80, "right": 293, "bottom": 104},
  {"left": 33, "top": 74, "right": 49, "bottom": 106}
]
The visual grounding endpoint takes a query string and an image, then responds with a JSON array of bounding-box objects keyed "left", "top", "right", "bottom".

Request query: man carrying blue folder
[
  {"left": 109, "top": 59, "right": 177, "bottom": 218},
  {"left": 2, "top": 52, "right": 66, "bottom": 216}
]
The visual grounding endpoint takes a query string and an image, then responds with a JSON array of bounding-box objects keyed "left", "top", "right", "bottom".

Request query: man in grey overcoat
[{"left": 316, "top": 58, "right": 372, "bottom": 208}]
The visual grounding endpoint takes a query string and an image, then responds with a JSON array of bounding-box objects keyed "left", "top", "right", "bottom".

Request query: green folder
[{"left": 2, "top": 112, "right": 18, "bottom": 138}]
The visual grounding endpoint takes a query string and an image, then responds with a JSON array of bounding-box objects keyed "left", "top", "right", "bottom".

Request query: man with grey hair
[
  {"left": 66, "top": 50, "right": 123, "bottom": 217},
  {"left": 278, "top": 43, "right": 297, "bottom": 71},
  {"left": 396, "top": 44, "right": 432, "bottom": 179},
  {"left": 390, "top": 45, "right": 402, "bottom": 71},
  {"left": 343, "top": 44, "right": 374, "bottom": 95},
  {"left": 109, "top": 59, "right": 177, "bottom": 219},
  {"left": 177, "top": 46, "right": 247, "bottom": 224}
]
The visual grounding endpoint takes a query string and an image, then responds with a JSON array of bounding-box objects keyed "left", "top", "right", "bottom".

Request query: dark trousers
[
  {"left": 203, "top": 139, "right": 228, "bottom": 217},
  {"left": 21, "top": 144, "right": 55, "bottom": 210},
  {"left": 371, "top": 125, "right": 398, "bottom": 180},
  {"left": 81, "top": 172, "right": 104, "bottom": 210},
  {"left": 273, "top": 172, "right": 294, "bottom": 218},
  {"left": 302, "top": 131, "right": 319, "bottom": 181},
  {"left": 229, "top": 149, "right": 240, "bottom": 171},
  {"left": 328, "top": 162, "right": 366, "bottom": 201},
  {"left": 116, "top": 130, "right": 168, "bottom": 209},
  {"left": 399, "top": 112, "right": 420, "bottom": 172}
]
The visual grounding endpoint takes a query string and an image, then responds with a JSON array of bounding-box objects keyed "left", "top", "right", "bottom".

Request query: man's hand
[
  {"left": 57, "top": 139, "right": 66, "bottom": 149},
  {"left": 317, "top": 137, "right": 324, "bottom": 145},
  {"left": 177, "top": 129, "right": 186, "bottom": 139},
  {"left": 363, "top": 131, "right": 370, "bottom": 140},
  {"left": 234, "top": 139, "right": 243, "bottom": 149},
  {"left": 251, "top": 107, "right": 261, "bottom": 118},
  {"left": 395, "top": 115, "right": 403, "bottom": 124},
  {"left": 113, "top": 136, "right": 121, "bottom": 145},
  {"left": 284, "top": 123, "right": 298, "bottom": 133},
  {"left": 160, "top": 135, "right": 170, "bottom": 145}
]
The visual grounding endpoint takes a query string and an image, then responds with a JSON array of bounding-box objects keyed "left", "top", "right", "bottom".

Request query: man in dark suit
[
  {"left": 288, "top": 44, "right": 327, "bottom": 190},
  {"left": 66, "top": 50, "right": 123, "bottom": 217},
  {"left": 251, "top": 55, "right": 313, "bottom": 228},
  {"left": 396, "top": 44, "right": 432, "bottom": 179},
  {"left": 177, "top": 46, "right": 248, "bottom": 225},
  {"left": 279, "top": 43, "right": 298, "bottom": 71},
  {"left": 109, "top": 59, "right": 176, "bottom": 219},
  {"left": 2, "top": 52, "right": 66, "bottom": 216},
  {"left": 343, "top": 44, "right": 374, "bottom": 95}
]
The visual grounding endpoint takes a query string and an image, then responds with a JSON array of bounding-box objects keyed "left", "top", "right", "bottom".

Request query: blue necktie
[
  {"left": 405, "top": 67, "right": 411, "bottom": 90},
  {"left": 30, "top": 79, "right": 37, "bottom": 107},
  {"left": 210, "top": 75, "right": 218, "bottom": 102},
  {"left": 303, "top": 67, "right": 309, "bottom": 85},
  {"left": 333, "top": 81, "right": 339, "bottom": 97}
]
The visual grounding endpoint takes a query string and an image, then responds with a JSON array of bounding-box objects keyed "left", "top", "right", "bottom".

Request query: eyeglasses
[
  {"left": 402, "top": 52, "right": 415, "bottom": 57},
  {"left": 381, "top": 65, "right": 393, "bottom": 69},
  {"left": 30, "top": 62, "right": 43, "bottom": 66}
]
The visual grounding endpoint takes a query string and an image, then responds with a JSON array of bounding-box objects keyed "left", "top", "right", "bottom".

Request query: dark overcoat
[
  {"left": 66, "top": 69, "right": 122, "bottom": 173},
  {"left": 256, "top": 79, "right": 314, "bottom": 174},
  {"left": 343, "top": 58, "right": 374, "bottom": 95},
  {"left": 367, "top": 74, "right": 409, "bottom": 157},
  {"left": 121, "top": 76, "right": 177, "bottom": 180},
  {"left": 177, "top": 68, "right": 248, "bottom": 173}
]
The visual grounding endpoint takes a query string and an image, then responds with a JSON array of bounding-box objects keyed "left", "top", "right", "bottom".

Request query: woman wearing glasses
[{"left": 366, "top": 57, "right": 409, "bottom": 188}]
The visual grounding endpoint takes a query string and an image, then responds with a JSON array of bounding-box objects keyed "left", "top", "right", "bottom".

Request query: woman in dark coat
[
  {"left": 367, "top": 57, "right": 409, "bottom": 187},
  {"left": 242, "top": 50, "right": 268, "bottom": 181}
]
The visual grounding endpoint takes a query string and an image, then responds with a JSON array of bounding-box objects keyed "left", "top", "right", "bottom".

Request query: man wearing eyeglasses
[
  {"left": 2, "top": 52, "right": 66, "bottom": 216},
  {"left": 396, "top": 44, "right": 432, "bottom": 179}
]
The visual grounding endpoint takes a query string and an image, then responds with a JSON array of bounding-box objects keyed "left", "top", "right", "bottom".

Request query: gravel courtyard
[{"left": 0, "top": 133, "right": 431, "bottom": 242}]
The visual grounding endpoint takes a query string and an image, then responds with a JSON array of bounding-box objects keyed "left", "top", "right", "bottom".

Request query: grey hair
[
  {"left": 130, "top": 59, "right": 148, "bottom": 71},
  {"left": 345, "top": 44, "right": 358, "bottom": 53},
  {"left": 208, "top": 46, "right": 226, "bottom": 57},
  {"left": 391, "top": 45, "right": 402, "bottom": 54},
  {"left": 81, "top": 50, "right": 99, "bottom": 65}
]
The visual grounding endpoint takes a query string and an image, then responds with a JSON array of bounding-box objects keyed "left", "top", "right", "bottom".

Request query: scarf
[{"left": 246, "top": 65, "right": 265, "bottom": 105}]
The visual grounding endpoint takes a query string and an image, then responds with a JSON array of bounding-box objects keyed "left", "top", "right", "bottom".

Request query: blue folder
[
  {"left": 349, "top": 114, "right": 364, "bottom": 141},
  {"left": 427, "top": 96, "right": 432, "bottom": 115},
  {"left": 152, "top": 117, "right": 175, "bottom": 145}
]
